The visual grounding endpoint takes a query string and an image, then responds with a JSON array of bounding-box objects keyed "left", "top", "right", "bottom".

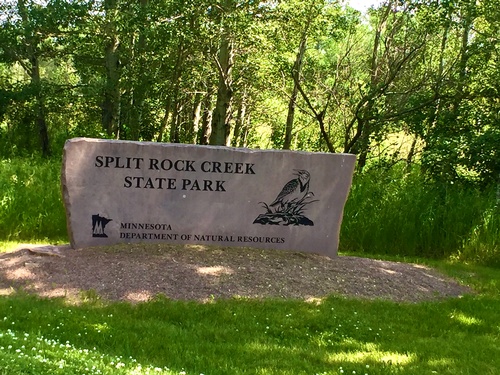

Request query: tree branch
[{"left": 292, "top": 71, "right": 335, "bottom": 153}]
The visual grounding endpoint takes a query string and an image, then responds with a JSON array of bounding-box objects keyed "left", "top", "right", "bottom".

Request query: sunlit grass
[
  {"left": 341, "top": 165, "right": 500, "bottom": 265},
  {"left": 450, "top": 312, "right": 482, "bottom": 326},
  {"left": 0, "top": 242, "right": 24, "bottom": 253},
  {"left": 327, "top": 346, "right": 415, "bottom": 366},
  {"left": 0, "top": 157, "right": 68, "bottom": 243},
  {"left": 0, "top": 328, "right": 174, "bottom": 374},
  {"left": 0, "top": 241, "right": 67, "bottom": 253},
  {"left": 1, "top": 262, "right": 500, "bottom": 375}
]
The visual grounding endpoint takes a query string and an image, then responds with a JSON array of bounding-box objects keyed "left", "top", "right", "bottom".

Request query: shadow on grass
[{"left": 1, "top": 289, "right": 499, "bottom": 375}]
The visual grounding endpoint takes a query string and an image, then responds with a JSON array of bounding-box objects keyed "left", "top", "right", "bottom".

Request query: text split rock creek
[{"left": 94, "top": 155, "right": 256, "bottom": 191}]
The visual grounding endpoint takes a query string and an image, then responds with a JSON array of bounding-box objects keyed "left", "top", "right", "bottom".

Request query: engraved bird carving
[{"left": 270, "top": 169, "right": 310, "bottom": 210}]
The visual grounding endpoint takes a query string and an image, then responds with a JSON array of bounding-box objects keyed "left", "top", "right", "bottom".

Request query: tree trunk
[
  {"left": 32, "top": 57, "right": 51, "bottom": 157},
  {"left": 209, "top": 30, "right": 234, "bottom": 146},
  {"left": 17, "top": 0, "right": 51, "bottom": 157},
  {"left": 284, "top": 35, "right": 307, "bottom": 150},
  {"left": 406, "top": 136, "right": 418, "bottom": 170},
  {"left": 283, "top": 0, "right": 322, "bottom": 150},
  {"left": 157, "top": 97, "right": 171, "bottom": 143},
  {"left": 129, "top": 0, "right": 149, "bottom": 141},
  {"left": 190, "top": 92, "right": 203, "bottom": 144},
  {"left": 284, "top": 1, "right": 337, "bottom": 152},
  {"left": 497, "top": 172, "right": 500, "bottom": 207},
  {"left": 232, "top": 92, "right": 247, "bottom": 147},
  {"left": 169, "top": 101, "right": 182, "bottom": 143},
  {"left": 102, "top": 0, "right": 120, "bottom": 138},
  {"left": 452, "top": 12, "right": 471, "bottom": 116},
  {"left": 238, "top": 115, "right": 250, "bottom": 148},
  {"left": 293, "top": 74, "right": 336, "bottom": 153},
  {"left": 356, "top": 5, "right": 389, "bottom": 172},
  {"left": 200, "top": 86, "right": 214, "bottom": 145},
  {"left": 345, "top": 3, "right": 391, "bottom": 171},
  {"left": 157, "top": 40, "right": 184, "bottom": 142},
  {"left": 426, "top": 14, "right": 450, "bottom": 134}
]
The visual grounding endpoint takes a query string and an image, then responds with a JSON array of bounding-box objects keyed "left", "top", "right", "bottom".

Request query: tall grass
[
  {"left": 340, "top": 165, "right": 500, "bottom": 266},
  {"left": 458, "top": 207, "right": 500, "bottom": 266},
  {"left": 0, "top": 157, "right": 67, "bottom": 242}
]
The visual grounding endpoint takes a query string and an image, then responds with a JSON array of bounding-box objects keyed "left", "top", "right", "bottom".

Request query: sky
[{"left": 347, "top": 0, "right": 385, "bottom": 12}]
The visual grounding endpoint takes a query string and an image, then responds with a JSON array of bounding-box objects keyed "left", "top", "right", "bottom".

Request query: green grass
[
  {"left": 340, "top": 165, "right": 500, "bottom": 265},
  {"left": 0, "top": 157, "right": 68, "bottom": 243},
  {"left": 1, "top": 261, "right": 499, "bottom": 375}
]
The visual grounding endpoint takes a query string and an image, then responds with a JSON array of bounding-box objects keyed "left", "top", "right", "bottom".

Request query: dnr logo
[{"left": 92, "top": 214, "right": 112, "bottom": 238}]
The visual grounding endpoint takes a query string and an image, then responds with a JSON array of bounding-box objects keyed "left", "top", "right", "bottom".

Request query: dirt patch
[{"left": 0, "top": 243, "right": 471, "bottom": 303}]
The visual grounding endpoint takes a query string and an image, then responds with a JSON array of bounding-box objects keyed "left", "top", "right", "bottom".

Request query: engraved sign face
[{"left": 61, "top": 138, "right": 356, "bottom": 257}]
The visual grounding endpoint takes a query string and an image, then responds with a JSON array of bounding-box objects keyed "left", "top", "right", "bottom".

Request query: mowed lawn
[{"left": 1, "top": 258, "right": 499, "bottom": 375}]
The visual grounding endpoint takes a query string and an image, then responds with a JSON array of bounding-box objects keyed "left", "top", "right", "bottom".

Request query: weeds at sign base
[{"left": 1, "top": 157, "right": 499, "bottom": 265}]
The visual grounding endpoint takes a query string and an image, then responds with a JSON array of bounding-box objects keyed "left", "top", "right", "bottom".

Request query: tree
[
  {"left": 0, "top": 0, "right": 92, "bottom": 156},
  {"left": 341, "top": 1, "right": 432, "bottom": 170},
  {"left": 209, "top": 0, "right": 235, "bottom": 146},
  {"left": 281, "top": 0, "right": 324, "bottom": 150},
  {"left": 101, "top": 0, "right": 121, "bottom": 138},
  {"left": 412, "top": 0, "right": 500, "bottom": 185}
]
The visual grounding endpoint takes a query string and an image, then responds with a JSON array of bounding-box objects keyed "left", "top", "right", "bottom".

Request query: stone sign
[{"left": 61, "top": 138, "right": 356, "bottom": 257}]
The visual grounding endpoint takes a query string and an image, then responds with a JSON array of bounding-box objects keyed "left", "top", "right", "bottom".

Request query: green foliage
[
  {"left": 1, "top": 262, "right": 500, "bottom": 374},
  {"left": 465, "top": 128, "right": 500, "bottom": 186},
  {"left": 340, "top": 164, "right": 500, "bottom": 265},
  {"left": 457, "top": 207, "right": 500, "bottom": 267},
  {"left": 0, "top": 157, "right": 67, "bottom": 242},
  {"left": 0, "top": 0, "right": 498, "bottom": 182}
]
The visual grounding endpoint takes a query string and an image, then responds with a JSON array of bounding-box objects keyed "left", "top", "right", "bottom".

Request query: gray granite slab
[{"left": 61, "top": 138, "right": 356, "bottom": 257}]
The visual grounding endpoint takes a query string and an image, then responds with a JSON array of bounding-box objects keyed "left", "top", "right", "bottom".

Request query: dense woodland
[
  {"left": 1, "top": 0, "right": 498, "bottom": 184},
  {"left": 0, "top": 0, "right": 499, "bottom": 264},
  {"left": 1, "top": 5, "right": 500, "bottom": 373}
]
